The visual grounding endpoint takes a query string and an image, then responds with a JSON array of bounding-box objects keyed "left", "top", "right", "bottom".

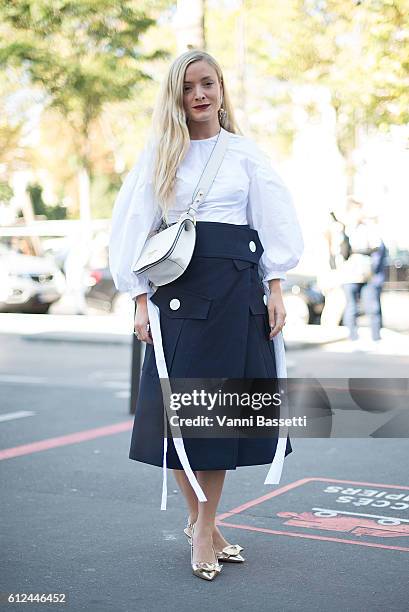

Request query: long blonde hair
[{"left": 150, "top": 50, "right": 241, "bottom": 221}]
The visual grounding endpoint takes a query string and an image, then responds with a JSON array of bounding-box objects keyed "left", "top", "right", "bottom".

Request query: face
[{"left": 182, "top": 60, "right": 223, "bottom": 126}]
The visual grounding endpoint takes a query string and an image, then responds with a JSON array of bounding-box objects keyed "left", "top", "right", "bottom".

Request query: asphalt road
[{"left": 1, "top": 331, "right": 408, "bottom": 612}]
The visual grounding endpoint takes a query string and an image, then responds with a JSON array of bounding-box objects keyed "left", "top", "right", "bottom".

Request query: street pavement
[{"left": 0, "top": 316, "right": 408, "bottom": 612}]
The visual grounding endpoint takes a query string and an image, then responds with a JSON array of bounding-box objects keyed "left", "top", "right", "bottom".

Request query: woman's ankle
[
  {"left": 188, "top": 514, "right": 222, "bottom": 534},
  {"left": 194, "top": 519, "right": 215, "bottom": 534}
]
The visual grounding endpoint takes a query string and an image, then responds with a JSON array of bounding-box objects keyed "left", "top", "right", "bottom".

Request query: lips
[{"left": 193, "top": 104, "right": 210, "bottom": 110}]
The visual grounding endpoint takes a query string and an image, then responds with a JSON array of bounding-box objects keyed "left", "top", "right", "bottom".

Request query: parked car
[
  {"left": 0, "top": 244, "right": 66, "bottom": 314},
  {"left": 42, "top": 237, "right": 71, "bottom": 274},
  {"left": 281, "top": 273, "right": 325, "bottom": 325},
  {"left": 85, "top": 265, "right": 129, "bottom": 314}
]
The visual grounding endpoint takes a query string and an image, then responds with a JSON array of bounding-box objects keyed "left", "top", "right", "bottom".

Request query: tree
[
  {"left": 0, "top": 0, "right": 168, "bottom": 223},
  {"left": 206, "top": 0, "right": 409, "bottom": 188}
]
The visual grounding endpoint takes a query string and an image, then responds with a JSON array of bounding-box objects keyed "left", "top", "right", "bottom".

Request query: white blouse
[{"left": 108, "top": 131, "right": 304, "bottom": 300}]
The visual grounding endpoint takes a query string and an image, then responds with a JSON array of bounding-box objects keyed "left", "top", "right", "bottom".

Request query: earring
[{"left": 218, "top": 99, "right": 227, "bottom": 123}]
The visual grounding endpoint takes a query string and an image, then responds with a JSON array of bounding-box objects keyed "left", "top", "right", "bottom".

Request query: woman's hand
[
  {"left": 133, "top": 294, "right": 153, "bottom": 344},
  {"left": 267, "top": 280, "right": 286, "bottom": 340}
]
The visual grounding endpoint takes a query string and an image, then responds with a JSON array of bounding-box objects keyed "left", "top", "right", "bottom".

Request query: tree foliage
[
  {"left": 258, "top": 0, "right": 409, "bottom": 121},
  {"left": 208, "top": 0, "right": 409, "bottom": 157},
  {"left": 0, "top": 0, "right": 168, "bottom": 166}
]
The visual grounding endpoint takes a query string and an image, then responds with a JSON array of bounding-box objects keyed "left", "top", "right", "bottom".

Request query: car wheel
[{"left": 25, "top": 303, "right": 51, "bottom": 314}]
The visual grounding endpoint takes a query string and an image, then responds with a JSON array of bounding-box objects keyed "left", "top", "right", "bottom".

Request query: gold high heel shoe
[
  {"left": 215, "top": 544, "right": 245, "bottom": 563},
  {"left": 184, "top": 519, "right": 196, "bottom": 543},
  {"left": 190, "top": 524, "right": 223, "bottom": 581},
  {"left": 185, "top": 519, "right": 246, "bottom": 563}
]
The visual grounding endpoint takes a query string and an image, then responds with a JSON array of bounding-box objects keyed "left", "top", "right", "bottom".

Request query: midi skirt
[{"left": 129, "top": 222, "right": 292, "bottom": 505}]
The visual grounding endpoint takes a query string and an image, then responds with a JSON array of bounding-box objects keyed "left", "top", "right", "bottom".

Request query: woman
[{"left": 109, "top": 50, "right": 304, "bottom": 581}]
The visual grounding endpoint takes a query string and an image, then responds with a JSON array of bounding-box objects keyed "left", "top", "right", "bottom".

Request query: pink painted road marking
[
  {"left": 216, "top": 478, "right": 409, "bottom": 552},
  {"left": 216, "top": 478, "right": 314, "bottom": 521},
  {"left": 216, "top": 477, "right": 409, "bottom": 522},
  {"left": 216, "top": 521, "right": 409, "bottom": 553},
  {"left": 0, "top": 420, "right": 134, "bottom": 460}
]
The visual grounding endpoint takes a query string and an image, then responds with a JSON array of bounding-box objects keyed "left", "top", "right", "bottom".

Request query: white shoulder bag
[{"left": 133, "top": 127, "right": 230, "bottom": 287}]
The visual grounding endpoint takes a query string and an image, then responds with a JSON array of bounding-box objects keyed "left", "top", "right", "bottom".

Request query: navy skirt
[{"left": 129, "top": 221, "right": 292, "bottom": 469}]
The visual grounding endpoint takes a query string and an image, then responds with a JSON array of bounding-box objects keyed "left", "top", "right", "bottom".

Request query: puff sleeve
[
  {"left": 246, "top": 141, "right": 304, "bottom": 282},
  {"left": 108, "top": 140, "right": 162, "bottom": 299}
]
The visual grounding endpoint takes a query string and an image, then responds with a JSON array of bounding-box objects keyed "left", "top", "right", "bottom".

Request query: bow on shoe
[
  {"left": 184, "top": 520, "right": 245, "bottom": 562},
  {"left": 193, "top": 561, "right": 223, "bottom": 573},
  {"left": 216, "top": 544, "right": 245, "bottom": 562}
]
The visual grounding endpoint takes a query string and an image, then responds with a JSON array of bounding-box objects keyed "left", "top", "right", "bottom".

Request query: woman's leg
[
  {"left": 342, "top": 282, "right": 361, "bottom": 340},
  {"left": 193, "top": 470, "right": 226, "bottom": 563},
  {"left": 173, "top": 470, "right": 229, "bottom": 551},
  {"left": 172, "top": 468, "right": 199, "bottom": 525},
  {"left": 172, "top": 468, "right": 232, "bottom": 552},
  {"left": 362, "top": 282, "right": 382, "bottom": 341}
]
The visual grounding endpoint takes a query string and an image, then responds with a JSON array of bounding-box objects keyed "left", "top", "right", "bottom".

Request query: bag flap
[{"left": 133, "top": 222, "right": 182, "bottom": 272}]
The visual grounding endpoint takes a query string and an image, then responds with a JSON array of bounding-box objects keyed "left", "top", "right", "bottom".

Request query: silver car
[{"left": 0, "top": 244, "right": 66, "bottom": 313}]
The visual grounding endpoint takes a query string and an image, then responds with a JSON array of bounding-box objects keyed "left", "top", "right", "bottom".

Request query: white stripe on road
[
  {"left": 101, "top": 381, "right": 130, "bottom": 389},
  {"left": 0, "top": 410, "right": 36, "bottom": 422},
  {"left": 115, "top": 391, "right": 130, "bottom": 399},
  {"left": 0, "top": 375, "right": 47, "bottom": 384},
  {"left": 0, "top": 375, "right": 129, "bottom": 391}
]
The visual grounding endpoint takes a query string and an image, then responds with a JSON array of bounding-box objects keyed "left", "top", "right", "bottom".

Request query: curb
[{"left": 21, "top": 332, "right": 132, "bottom": 345}]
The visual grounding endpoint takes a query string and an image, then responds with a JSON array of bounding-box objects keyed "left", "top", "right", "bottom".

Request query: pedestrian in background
[
  {"left": 319, "top": 210, "right": 350, "bottom": 328},
  {"left": 340, "top": 200, "right": 387, "bottom": 344}
]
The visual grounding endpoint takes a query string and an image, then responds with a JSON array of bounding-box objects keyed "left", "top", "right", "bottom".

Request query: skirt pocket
[
  {"left": 150, "top": 285, "right": 212, "bottom": 319},
  {"left": 150, "top": 285, "right": 214, "bottom": 377}
]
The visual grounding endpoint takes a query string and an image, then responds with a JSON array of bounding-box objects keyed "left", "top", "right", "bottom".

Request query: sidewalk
[
  {"left": 1, "top": 312, "right": 408, "bottom": 353},
  {"left": 0, "top": 312, "right": 353, "bottom": 348},
  {"left": 0, "top": 312, "right": 133, "bottom": 345}
]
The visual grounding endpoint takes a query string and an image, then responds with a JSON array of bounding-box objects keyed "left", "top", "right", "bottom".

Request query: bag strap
[{"left": 186, "top": 127, "right": 230, "bottom": 218}]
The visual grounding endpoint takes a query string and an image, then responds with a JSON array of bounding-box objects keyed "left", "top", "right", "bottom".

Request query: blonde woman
[{"left": 109, "top": 50, "right": 304, "bottom": 581}]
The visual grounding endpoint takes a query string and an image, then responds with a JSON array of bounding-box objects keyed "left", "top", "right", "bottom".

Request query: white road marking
[
  {"left": 0, "top": 410, "right": 36, "bottom": 422},
  {"left": 101, "top": 381, "right": 130, "bottom": 389},
  {"left": 0, "top": 375, "right": 47, "bottom": 384},
  {"left": 0, "top": 374, "right": 130, "bottom": 393},
  {"left": 115, "top": 391, "right": 130, "bottom": 399},
  {"left": 312, "top": 507, "right": 409, "bottom": 523},
  {"left": 88, "top": 371, "right": 129, "bottom": 380}
]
